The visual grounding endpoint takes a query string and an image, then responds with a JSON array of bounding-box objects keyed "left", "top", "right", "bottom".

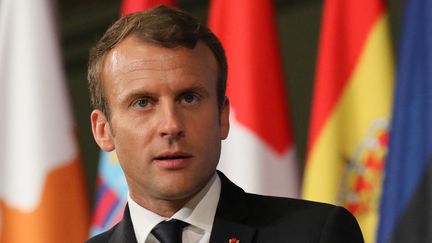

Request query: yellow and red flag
[
  {"left": 208, "top": 0, "right": 299, "bottom": 197},
  {"left": 0, "top": 0, "right": 89, "bottom": 242},
  {"left": 302, "top": 0, "right": 394, "bottom": 242}
]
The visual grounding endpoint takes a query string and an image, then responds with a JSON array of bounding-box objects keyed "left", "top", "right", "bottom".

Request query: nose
[{"left": 158, "top": 102, "right": 185, "bottom": 140}]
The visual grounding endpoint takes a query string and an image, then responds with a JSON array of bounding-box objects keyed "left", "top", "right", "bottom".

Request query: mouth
[
  {"left": 153, "top": 151, "right": 193, "bottom": 169},
  {"left": 154, "top": 154, "right": 191, "bottom": 160}
]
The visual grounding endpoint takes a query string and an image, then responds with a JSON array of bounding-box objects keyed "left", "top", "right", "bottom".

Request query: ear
[
  {"left": 90, "top": 109, "right": 115, "bottom": 152},
  {"left": 219, "top": 97, "right": 230, "bottom": 140}
]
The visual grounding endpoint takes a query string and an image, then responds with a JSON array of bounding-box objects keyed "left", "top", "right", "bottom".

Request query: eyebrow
[
  {"left": 175, "top": 85, "right": 209, "bottom": 97},
  {"left": 119, "top": 90, "right": 156, "bottom": 107}
]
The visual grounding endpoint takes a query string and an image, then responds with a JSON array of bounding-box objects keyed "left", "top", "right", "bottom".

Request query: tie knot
[{"left": 151, "top": 219, "right": 189, "bottom": 243}]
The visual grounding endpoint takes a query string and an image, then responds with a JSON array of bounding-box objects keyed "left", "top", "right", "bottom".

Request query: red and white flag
[
  {"left": 208, "top": 0, "right": 299, "bottom": 197},
  {"left": 0, "top": 0, "right": 89, "bottom": 242}
]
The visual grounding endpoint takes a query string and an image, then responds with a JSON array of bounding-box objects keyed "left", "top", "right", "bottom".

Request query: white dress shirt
[{"left": 128, "top": 173, "right": 221, "bottom": 243}]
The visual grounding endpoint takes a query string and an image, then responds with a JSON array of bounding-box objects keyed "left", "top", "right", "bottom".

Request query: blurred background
[{"left": 7, "top": 0, "right": 429, "bottom": 242}]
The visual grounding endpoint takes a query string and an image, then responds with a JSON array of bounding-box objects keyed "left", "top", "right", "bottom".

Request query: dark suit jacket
[{"left": 86, "top": 172, "right": 364, "bottom": 243}]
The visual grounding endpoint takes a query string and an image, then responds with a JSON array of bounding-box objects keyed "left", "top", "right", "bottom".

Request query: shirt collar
[
  {"left": 128, "top": 173, "right": 221, "bottom": 243},
  {"left": 128, "top": 193, "right": 165, "bottom": 243}
]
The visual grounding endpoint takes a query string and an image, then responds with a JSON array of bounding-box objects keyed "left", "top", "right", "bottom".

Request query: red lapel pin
[{"left": 229, "top": 237, "right": 239, "bottom": 243}]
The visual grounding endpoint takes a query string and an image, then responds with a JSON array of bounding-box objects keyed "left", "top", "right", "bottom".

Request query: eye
[
  {"left": 181, "top": 93, "right": 199, "bottom": 104},
  {"left": 132, "top": 98, "right": 150, "bottom": 108}
]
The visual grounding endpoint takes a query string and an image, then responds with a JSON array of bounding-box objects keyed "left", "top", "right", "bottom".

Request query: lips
[{"left": 153, "top": 151, "right": 193, "bottom": 169}]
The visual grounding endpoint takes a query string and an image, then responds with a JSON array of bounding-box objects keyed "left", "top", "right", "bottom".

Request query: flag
[
  {"left": 121, "top": 0, "right": 175, "bottom": 15},
  {"left": 208, "top": 0, "right": 299, "bottom": 198},
  {"left": 89, "top": 0, "right": 176, "bottom": 236},
  {"left": 0, "top": 0, "right": 89, "bottom": 242},
  {"left": 377, "top": 0, "right": 432, "bottom": 242},
  {"left": 89, "top": 152, "right": 129, "bottom": 236},
  {"left": 302, "top": 0, "right": 394, "bottom": 242}
]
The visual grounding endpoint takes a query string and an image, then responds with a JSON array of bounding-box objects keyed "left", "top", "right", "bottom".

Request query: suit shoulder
[
  {"left": 244, "top": 193, "right": 356, "bottom": 222},
  {"left": 85, "top": 226, "right": 117, "bottom": 243},
  {"left": 244, "top": 193, "right": 337, "bottom": 212},
  {"left": 244, "top": 194, "right": 363, "bottom": 242}
]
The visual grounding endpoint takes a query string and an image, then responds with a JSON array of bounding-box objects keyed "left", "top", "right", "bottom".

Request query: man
[{"left": 86, "top": 5, "right": 364, "bottom": 243}]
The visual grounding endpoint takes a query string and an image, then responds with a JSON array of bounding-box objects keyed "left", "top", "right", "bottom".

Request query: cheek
[
  {"left": 111, "top": 117, "right": 155, "bottom": 157},
  {"left": 118, "top": 128, "right": 152, "bottom": 150},
  {"left": 191, "top": 112, "right": 223, "bottom": 155},
  {"left": 189, "top": 111, "right": 221, "bottom": 136},
  {"left": 113, "top": 128, "right": 153, "bottom": 180}
]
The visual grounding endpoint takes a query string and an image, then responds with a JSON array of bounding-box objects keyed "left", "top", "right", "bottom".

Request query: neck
[{"left": 127, "top": 174, "right": 216, "bottom": 217}]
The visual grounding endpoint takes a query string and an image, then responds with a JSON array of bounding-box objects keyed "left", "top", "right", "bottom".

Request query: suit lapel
[
  {"left": 210, "top": 172, "right": 257, "bottom": 243},
  {"left": 109, "top": 205, "right": 138, "bottom": 243}
]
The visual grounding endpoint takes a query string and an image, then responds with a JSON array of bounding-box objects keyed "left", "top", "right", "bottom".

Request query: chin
[
  {"left": 155, "top": 188, "right": 195, "bottom": 202},
  {"left": 157, "top": 178, "right": 204, "bottom": 201},
  {"left": 152, "top": 166, "right": 215, "bottom": 200}
]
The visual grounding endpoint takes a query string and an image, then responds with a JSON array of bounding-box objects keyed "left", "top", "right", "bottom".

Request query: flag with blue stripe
[{"left": 377, "top": 0, "right": 432, "bottom": 242}]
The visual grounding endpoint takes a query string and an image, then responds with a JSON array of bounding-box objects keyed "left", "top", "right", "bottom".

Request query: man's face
[{"left": 91, "top": 36, "right": 229, "bottom": 206}]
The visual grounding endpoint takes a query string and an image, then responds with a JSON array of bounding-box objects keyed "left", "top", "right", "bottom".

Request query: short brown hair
[{"left": 88, "top": 5, "right": 227, "bottom": 118}]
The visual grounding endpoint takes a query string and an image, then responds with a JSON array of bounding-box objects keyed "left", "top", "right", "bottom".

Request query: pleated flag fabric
[
  {"left": 302, "top": 0, "right": 394, "bottom": 242},
  {"left": 377, "top": 0, "right": 432, "bottom": 242},
  {"left": 208, "top": 0, "right": 299, "bottom": 198},
  {"left": 0, "top": 0, "right": 89, "bottom": 242}
]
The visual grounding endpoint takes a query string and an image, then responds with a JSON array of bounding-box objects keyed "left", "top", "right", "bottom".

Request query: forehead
[{"left": 101, "top": 36, "right": 218, "bottom": 84}]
